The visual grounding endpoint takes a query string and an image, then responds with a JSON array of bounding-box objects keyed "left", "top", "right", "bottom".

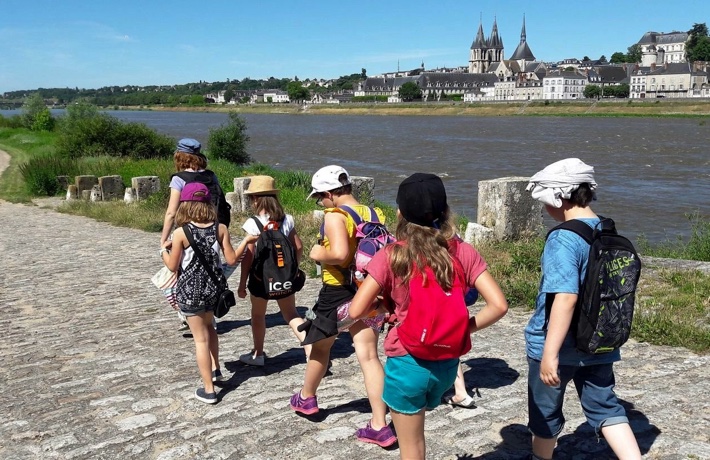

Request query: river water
[{"left": 3, "top": 109, "right": 709, "bottom": 243}]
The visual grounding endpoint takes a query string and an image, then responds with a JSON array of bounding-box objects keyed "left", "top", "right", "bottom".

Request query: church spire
[
  {"left": 471, "top": 16, "right": 487, "bottom": 50},
  {"left": 488, "top": 17, "right": 504, "bottom": 49},
  {"left": 510, "top": 14, "right": 536, "bottom": 62},
  {"left": 521, "top": 13, "right": 527, "bottom": 42}
]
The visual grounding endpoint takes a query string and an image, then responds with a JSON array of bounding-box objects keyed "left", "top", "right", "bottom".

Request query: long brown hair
[
  {"left": 390, "top": 208, "right": 457, "bottom": 289},
  {"left": 175, "top": 201, "right": 217, "bottom": 226},
  {"left": 250, "top": 195, "right": 285, "bottom": 222},
  {"left": 174, "top": 151, "right": 207, "bottom": 171}
]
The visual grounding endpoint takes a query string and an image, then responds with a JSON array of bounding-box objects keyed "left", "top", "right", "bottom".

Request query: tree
[
  {"left": 626, "top": 44, "right": 642, "bottom": 63},
  {"left": 223, "top": 88, "right": 234, "bottom": 103},
  {"left": 208, "top": 111, "right": 251, "bottom": 165},
  {"left": 361, "top": 68, "right": 367, "bottom": 79},
  {"left": 287, "top": 81, "right": 310, "bottom": 102},
  {"left": 610, "top": 52, "right": 627, "bottom": 64},
  {"left": 686, "top": 23, "right": 710, "bottom": 62},
  {"left": 22, "top": 93, "right": 54, "bottom": 131},
  {"left": 584, "top": 85, "right": 602, "bottom": 99},
  {"left": 398, "top": 81, "right": 422, "bottom": 101},
  {"left": 599, "top": 55, "right": 607, "bottom": 63}
]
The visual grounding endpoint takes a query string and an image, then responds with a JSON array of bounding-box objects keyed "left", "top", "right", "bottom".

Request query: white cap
[{"left": 307, "top": 165, "right": 351, "bottom": 199}]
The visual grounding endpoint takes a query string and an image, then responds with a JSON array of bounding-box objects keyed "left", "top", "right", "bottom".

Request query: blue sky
[{"left": 1, "top": 0, "right": 708, "bottom": 93}]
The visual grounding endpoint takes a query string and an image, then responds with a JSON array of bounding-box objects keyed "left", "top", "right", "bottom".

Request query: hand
[
  {"left": 237, "top": 287, "right": 247, "bottom": 299},
  {"left": 540, "top": 355, "right": 560, "bottom": 387},
  {"left": 162, "top": 240, "right": 172, "bottom": 250},
  {"left": 309, "top": 244, "right": 322, "bottom": 261},
  {"left": 243, "top": 234, "right": 259, "bottom": 244}
]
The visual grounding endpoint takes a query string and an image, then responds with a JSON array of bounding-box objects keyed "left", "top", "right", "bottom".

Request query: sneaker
[
  {"left": 355, "top": 421, "right": 397, "bottom": 447},
  {"left": 194, "top": 388, "right": 217, "bottom": 404},
  {"left": 290, "top": 391, "right": 319, "bottom": 415},
  {"left": 239, "top": 351, "right": 265, "bottom": 367},
  {"left": 212, "top": 369, "right": 225, "bottom": 383},
  {"left": 178, "top": 321, "right": 190, "bottom": 331}
]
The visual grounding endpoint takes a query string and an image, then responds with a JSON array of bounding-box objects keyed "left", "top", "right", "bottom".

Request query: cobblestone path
[{"left": 0, "top": 200, "right": 708, "bottom": 460}]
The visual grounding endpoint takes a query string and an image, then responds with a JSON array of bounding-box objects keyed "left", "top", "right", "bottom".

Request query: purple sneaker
[
  {"left": 355, "top": 421, "right": 397, "bottom": 447},
  {"left": 290, "top": 391, "right": 319, "bottom": 415}
]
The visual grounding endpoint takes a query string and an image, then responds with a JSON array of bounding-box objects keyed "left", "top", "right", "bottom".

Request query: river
[{"left": 2, "top": 109, "right": 709, "bottom": 243}]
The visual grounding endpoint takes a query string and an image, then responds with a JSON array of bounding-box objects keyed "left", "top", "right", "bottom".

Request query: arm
[
  {"left": 160, "top": 188, "right": 182, "bottom": 245},
  {"left": 309, "top": 212, "right": 350, "bottom": 265},
  {"left": 468, "top": 270, "right": 509, "bottom": 333},
  {"left": 540, "top": 293, "right": 577, "bottom": 386},
  {"left": 218, "top": 224, "right": 238, "bottom": 266},
  {"left": 238, "top": 242, "right": 255, "bottom": 299},
  {"left": 161, "top": 227, "right": 186, "bottom": 272},
  {"left": 289, "top": 229, "right": 304, "bottom": 264},
  {"left": 348, "top": 276, "right": 383, "bottom": 319}
]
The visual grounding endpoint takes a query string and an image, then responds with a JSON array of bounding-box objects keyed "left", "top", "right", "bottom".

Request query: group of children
[{"left": 159, "top": 138, "right": 642, "bottom": 460}]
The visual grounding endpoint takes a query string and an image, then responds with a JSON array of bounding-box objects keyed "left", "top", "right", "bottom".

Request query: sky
[{"left": 1, "top": 0, "right": 709, "bottom": 94}]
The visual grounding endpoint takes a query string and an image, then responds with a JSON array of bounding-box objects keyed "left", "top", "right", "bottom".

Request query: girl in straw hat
[{"left": 237, "top": 176, "right": 308, "bottom": 366}]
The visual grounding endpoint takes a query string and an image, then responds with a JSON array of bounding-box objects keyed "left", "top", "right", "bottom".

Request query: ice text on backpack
[{"left": 250, "top": 218, "right": 304, "bottom": 300}]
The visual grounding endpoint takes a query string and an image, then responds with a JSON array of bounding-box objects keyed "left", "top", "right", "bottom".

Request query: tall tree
[
  {"left": 686, "top": 23, "right": 710, "bottom": 62},
  {"left": 626, "top": 44, "right": 642, "bottom": 63},
  {"left": 398, "top": 82, "right": 422, "bottom": 101},
  {"left": 287, "top": 81, "right": 310, "bottom": 102},
  {"left": 610, "top": 52, "right": 627, "bottom": 64}
]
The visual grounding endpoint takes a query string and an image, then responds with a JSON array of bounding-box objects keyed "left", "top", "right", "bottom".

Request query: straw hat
[{"left": 244, "top": 176, "right": 279, "bottom": 195}]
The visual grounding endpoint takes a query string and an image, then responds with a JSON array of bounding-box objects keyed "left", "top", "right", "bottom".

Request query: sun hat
[
  {"left": 307, "top": 165, "right": 351, "bottom": 199},
  {"left": 396, "top": 173, "right": 448, "bottom": 228},
  {"left": 526, "top": 158, "right": 597, "bottom": 208},
  {"left": 176, "top": 138, "right": 202, "bottom": 155},
  {"left": 180, "top": 182, "right": 212, "bottom": 202},
  {"left": 244, "top": 176, "right": 279, "bottom": 195}
]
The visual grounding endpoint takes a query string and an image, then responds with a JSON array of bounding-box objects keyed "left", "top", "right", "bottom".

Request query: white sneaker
[{"left": 239, "top": 352, "right": 265, "bottom": 367}]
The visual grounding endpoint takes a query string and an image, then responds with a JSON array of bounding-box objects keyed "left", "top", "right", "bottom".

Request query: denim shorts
[
  {"left": 527, "top": 357, "right": 629, "bottom": 438},
  {"left": 383, "top": 354, "right": 458, "bottom": 414}
]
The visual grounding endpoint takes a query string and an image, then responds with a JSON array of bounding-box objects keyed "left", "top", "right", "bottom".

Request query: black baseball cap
[{"left": 396, "top": 173, "right": 448, "bottom": 227}]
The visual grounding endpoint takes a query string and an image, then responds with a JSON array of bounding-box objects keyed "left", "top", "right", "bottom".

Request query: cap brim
[{"left": 307, "top": 190, "right": 318, "bottom": 200}]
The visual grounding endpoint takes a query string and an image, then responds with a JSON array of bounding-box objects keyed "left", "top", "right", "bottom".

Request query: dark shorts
[
  {"left": 301, "top": 284, "right": 356, "bottom": 346},
  {"left": 527, "top": 358, "right": 629, "bottom": 438},
  {"left": 177, "top": 302, "right": 216, "bottom": 316}
]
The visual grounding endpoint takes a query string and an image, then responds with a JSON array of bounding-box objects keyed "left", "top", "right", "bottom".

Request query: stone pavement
[{"left": 0, "top": 200, "right": 709, "bottom": 460}]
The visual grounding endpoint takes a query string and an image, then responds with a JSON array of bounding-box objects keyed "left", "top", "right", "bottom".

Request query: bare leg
[
  {"left": 301, "top": 336, "right": 336, "bottom": 398},
  {"left": 276, "top": 295, "right": 311, "bottom": 358},
  {"left": 186, "top": 313, "right": 215, "bottom": 393},
  {"left": 451, "top": 363, "right": 472, "bottom": 403},
  {"left": 350, "top": 321, "right": 388, "bottom": 429},
  {"left": 531, "top": 435, "right": 556, "bottom": 460},
  {"left": 390, "top": 409, "right": 426, "bottom": 460},
  {"left": 248, "top": 295, "right": 268, "bottom": 356},
  {"left": 206, "top": 311, "right": 219, "bottom": 371},
  {"left": 601, "top": 423, "right": 642, "bottom": 460}
]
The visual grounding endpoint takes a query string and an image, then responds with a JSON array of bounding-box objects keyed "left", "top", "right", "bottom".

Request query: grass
[{"left": 2, "top": 126, "right": 709, "bottom": 353}]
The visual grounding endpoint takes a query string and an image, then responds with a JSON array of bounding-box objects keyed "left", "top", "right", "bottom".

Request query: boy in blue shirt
[{"left": 525, "top": 158, "right": 641, "bottom": 460}]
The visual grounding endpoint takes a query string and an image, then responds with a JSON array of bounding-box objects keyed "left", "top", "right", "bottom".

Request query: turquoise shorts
[{"left": 383, "top": 354, "right": 459, "bottom": 414}]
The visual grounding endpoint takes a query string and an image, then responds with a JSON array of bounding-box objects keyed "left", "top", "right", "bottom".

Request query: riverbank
[{"left": 116, "top": 99, "right": 710, "bottom": 117}]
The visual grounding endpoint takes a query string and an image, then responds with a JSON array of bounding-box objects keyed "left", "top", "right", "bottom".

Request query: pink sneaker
[
  {"left": 290, "top": 391, "right": 319, "bottom": 415},
  {"left": 355, "top": 421, "right": 397, "bottom": 447}
]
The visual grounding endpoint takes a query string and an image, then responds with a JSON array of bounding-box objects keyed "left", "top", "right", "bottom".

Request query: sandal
[{"left": 442, "top": 394, "right": 477, "bottom": 409}]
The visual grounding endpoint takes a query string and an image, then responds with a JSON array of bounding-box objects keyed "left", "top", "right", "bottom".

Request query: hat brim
[{"left": 244, "top": 189, "right": 279, "bottom": 196}]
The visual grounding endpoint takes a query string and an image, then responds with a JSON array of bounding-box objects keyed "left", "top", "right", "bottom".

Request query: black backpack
[
  {"left": 174, "top": 170, "right": 232, "bottom": 227},
  {"left": 250, "top": 217, "right": 305, "bottom": 300},
  {"left": 546, "top": 217, "right": 642, "bottom": 354}
]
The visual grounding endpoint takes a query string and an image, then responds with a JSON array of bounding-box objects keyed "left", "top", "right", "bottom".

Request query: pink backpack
[{"left": 397, "top": 257, "right": 472, "bottom": 360}]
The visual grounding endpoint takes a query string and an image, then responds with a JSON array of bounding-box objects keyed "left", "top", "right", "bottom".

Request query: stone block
[
  {"left": 99, "top": 175, "right": 124, "bottom": 201},
  {"left": 56, "top": 175, "right": 70, "bottom": 191},
  {"left": 90, "top": 185, "right": 102, "bottom": 202},
  {"left": 464, "top": 222, "right": 495, "bottom": 246},
  {"left": 477, "top": 176, "right": 543, "bottom": 241},
  {"left": 233, "top": 177, "right": 251, "bottom": 212},
  {"left": 131, "top": 176, "right": 160, "bottom": 201},
  {"left": 124, "top": 188, "right": 136, "bottom": 203},
  {"left": 75, "top": 175, "right": 98, "bottom": 197},
  {"left": 81, "top": 189, "right": 92, "bottom": 201},
  {"left": 351, "top": 176, "right": 375, "bottom": 206},
  {"left": 225, "top": 192, "right": 239, "bottom": 213},
  {"left": 66, "top": 184, "right": 78, "bottom": 200}
]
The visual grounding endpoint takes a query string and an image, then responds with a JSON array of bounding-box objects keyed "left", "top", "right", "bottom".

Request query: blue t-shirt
[{"left": 525, "top": 217, "right": 620, "bottom": 365}]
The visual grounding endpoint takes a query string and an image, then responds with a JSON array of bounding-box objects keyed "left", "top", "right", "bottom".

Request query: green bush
[
  {"left": 207, "top": 111, "right": 251, "bottom": 165},
  {"left": 21, "top": 93, "right": 56, "bottom": 131},
  {"left": 31, "top": 108, "right": 55, "bottom": 132},
  {"left": 0, "top": 115, "right": 24, "bottom": 128},
  {"left": 19, "top": 155, "right": 79, "bottom": 196},
  {"left": 55, "top": 109, "right": 173, "bottom": 159}
]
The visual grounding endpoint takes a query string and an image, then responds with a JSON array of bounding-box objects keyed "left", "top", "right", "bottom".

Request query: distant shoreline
[{"left": 111, "top": 100, "right": 710, "bottom": 117}]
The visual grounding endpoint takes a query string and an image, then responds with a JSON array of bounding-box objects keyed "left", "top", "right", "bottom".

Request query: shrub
[
  {"left": 207, "top": 111, "right": 251, "bottom": 165},
  {"left": 19, "top": 155, "right": 79, "bottom": 196},
  {"left": 21, "top": 93, "right": 56, "bottom": 131},
  {"left": 0, "top": 115, "right": 24, "bottom": 128}
]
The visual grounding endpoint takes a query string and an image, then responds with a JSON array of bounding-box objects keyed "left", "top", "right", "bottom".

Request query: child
[
  {"left": 292, "top": 165, "right": 395, "bottom": 448},
  {"left": 349, "top": 173, "right": 509, "bottom": 459},
  {"left": 525, "top": 158, "right": 641, "bottom": 460},
  {"left": 160, "top": 182, "right": 256, "bottom": 404},
  {"left": 237, "top": 175, "right": 308, "bottom": 366}
]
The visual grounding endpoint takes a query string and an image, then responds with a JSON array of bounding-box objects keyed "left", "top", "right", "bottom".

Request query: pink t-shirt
[{"left": 366, "top": 240, "right": 488, "bottom": 357}]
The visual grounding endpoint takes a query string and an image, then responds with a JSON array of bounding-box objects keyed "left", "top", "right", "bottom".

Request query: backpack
[
  {"left": 249, "top": 217, "right": 305, "bottom": 300},
  {"left": 546, "top": 217, "right": 642, "bottom": 354},
  {"left": 397, "top": 255, "right": 472, "bottom": 360},
  {"left": 338, "top": 205, "right": 396, "bottom": 284},
  {"left": 175, "top": 170, "right": 232, "bottom": 227}
]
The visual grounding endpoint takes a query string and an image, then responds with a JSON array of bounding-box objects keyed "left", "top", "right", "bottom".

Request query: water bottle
[{"left": 354, "top": 270, "right": 365, "bottom": 287}]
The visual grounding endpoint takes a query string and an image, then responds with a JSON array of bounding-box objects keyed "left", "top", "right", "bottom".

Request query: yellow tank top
[{"left": 320, "top": 205, "right": 386, "bottom": 286}]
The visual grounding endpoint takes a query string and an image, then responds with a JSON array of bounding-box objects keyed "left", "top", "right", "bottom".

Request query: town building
[{"left": 638, "top": 31, "right": 688, "bottom": 65}]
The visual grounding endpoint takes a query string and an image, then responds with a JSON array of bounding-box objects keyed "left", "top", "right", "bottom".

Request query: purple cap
[{"left": 180, "top": 182, "right": 211, "bottom": 202}]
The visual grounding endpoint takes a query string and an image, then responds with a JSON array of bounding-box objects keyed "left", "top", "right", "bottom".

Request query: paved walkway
[{"left": 0, "top": 199, "right": 709, "bottom": 459}]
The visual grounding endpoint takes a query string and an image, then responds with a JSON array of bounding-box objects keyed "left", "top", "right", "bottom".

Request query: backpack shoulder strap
[
  {"left": 338, "top": 205, "right": 363, "bottom": 225},
  {"left": 251, "top": 216, "right": 265, "bottom": 233},
  {"left": 547, "top": 219, "right": 594, "bottom": 245}
]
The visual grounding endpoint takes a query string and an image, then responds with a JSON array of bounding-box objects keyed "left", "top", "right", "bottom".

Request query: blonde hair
[
  {"left": 174, "top": 150, "right": 207, "bottom": 171},
  {"left": 250, "top": 195, "right": 285, "bottom": 222},
  {"left": 390, "top": 209, "right": 457, "bottom": 289},
  {"left": 175, "top": 200, "right": 217, "bottom": 226}
]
